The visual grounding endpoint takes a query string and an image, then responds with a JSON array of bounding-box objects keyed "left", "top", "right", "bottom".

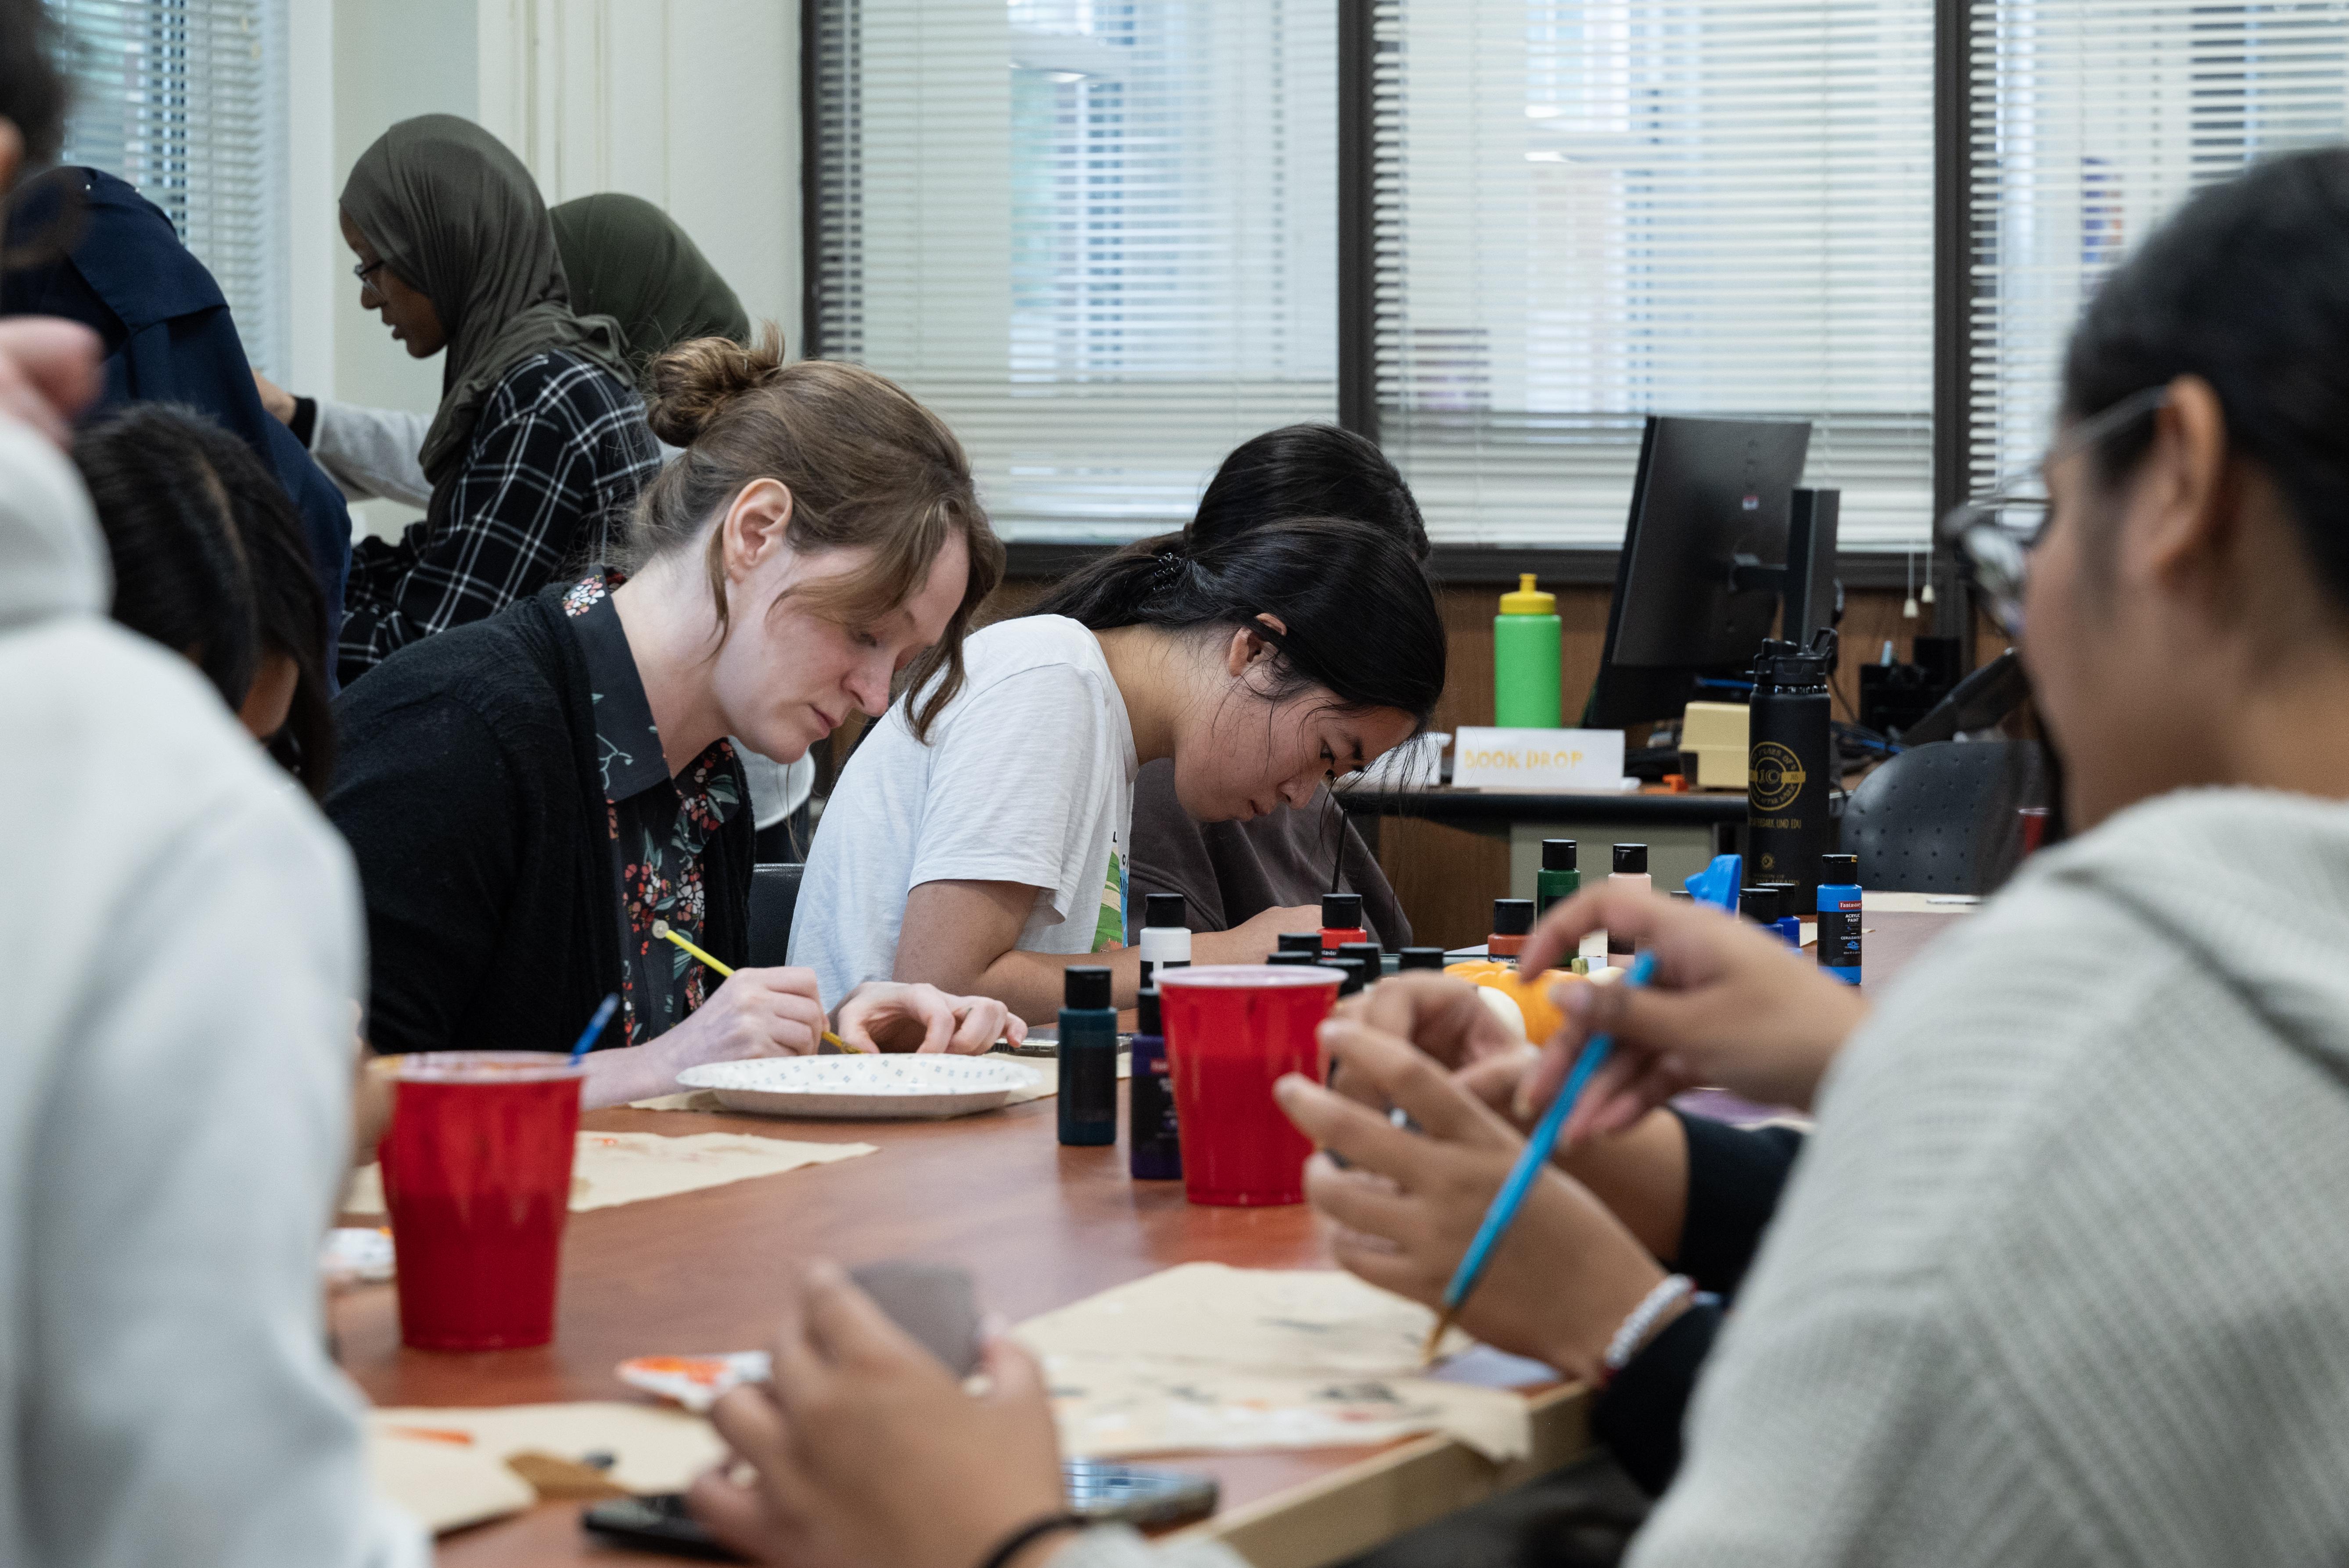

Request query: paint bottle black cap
[
  {"left": 1321, "top": 892, "right": 1364, "bottom": 928},
  {"left": 1491, "top": 898, "right": 1536, "bottom": 936},
  {"left": 1397, "top": 947, "right": 1447, "bottom": 971},
  {"left": 1542, "top": 839, "right": 1578, "bottom": 871},
  {"left": 1338, "top": 941, "right": 1383, "bottom": 971},
  {"left": 1135, "top": 986, "right": 1161, "bottom": 1035},
  {"left": 1144, "top": 893, "right": 1187, "bottom": 929},
  {"left": 1613, "top": 843, "right": 1648, "bottom": 874},
  {"left": 1739, "top": 885, "right": 1780, "bottom": 923},
  {"left": 1330, "top": 957, "right": 1370, "bottom": 996},
  {"left": 1819, "top": 854, "right": 1859, "bottom": 880},
  {"left": 1064, "top": 966, "right": 1113, "bottom": 1010},
  {"left": 1277, "top": 932, "right": 1323, "bottom": 954},
  {"left": 1266, "top": 951, "right": 1320, "bottom": 967}
]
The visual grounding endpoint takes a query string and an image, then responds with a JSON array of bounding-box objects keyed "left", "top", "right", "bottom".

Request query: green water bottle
[{"left": 1494, "top": 574, "right": 1562, "bottom": 727}]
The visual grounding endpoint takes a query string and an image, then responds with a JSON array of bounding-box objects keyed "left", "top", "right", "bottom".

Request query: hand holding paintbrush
[{"left": 651, "top": 919, "right": 865, "bottom": 1053}]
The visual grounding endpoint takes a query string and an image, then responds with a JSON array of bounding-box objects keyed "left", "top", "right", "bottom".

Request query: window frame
[{"left": 794, "top": 0, "right": 1981, "bottom": 600}]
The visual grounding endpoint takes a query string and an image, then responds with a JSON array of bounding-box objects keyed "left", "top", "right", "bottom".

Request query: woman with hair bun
[
  {"left": 793, "top": 431, "right": 1447, "bottom": 1023},
  {"left": 329, "top": 331, "right": 1026, "bottom": 1107}
]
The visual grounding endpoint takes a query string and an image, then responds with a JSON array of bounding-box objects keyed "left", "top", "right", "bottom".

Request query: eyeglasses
[
  {"left": 351, "top": 257, "right": 388, "bottom": 288},
  {"left": 1936, "top": 385, "right": 2170, "bottom": 637}
]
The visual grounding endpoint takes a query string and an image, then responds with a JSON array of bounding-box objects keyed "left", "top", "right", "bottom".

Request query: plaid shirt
[{"left": 337, "top": 350, "right": 660, "bottom": 683}]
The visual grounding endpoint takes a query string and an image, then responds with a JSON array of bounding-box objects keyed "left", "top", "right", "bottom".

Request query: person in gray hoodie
[
  {"left": 684, "top": 145, "right": 2349, "bottom": 1568},
  {"left": 0, "top": 7, "right": 424, "bottom": 1559}
]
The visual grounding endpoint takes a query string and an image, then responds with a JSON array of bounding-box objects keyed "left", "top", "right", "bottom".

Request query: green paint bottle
[
  {"left": 1537, "top": 839, "right": 1579, "bottom": 915},
  {"left": 1494, "top": 574, "right": 1562, "bottom": 728}
]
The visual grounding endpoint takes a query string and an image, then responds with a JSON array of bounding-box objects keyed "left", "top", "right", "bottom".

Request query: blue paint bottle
[
  {"left": 1128, "top": 986, "right": 1181, "bottom": 1180},
  {"left": 1058, "top": 966, "right": 1118, "bottom": 1147},
  {"left": 1740, "top": 883, "right": 1802, "bottom": 948},
  {"left": 1817, "top": 853, "right": 1863, "bottom": 985}
]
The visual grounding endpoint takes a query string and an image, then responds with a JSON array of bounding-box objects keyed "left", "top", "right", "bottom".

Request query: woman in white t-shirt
[{"left": 792, "top": 493, "right": 1447, "bottom": 1023}]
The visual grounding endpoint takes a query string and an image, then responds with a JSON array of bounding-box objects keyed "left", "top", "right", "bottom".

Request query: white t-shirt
[{"left": 791, "top": 615, "right": 1139, "bottom": 1008}]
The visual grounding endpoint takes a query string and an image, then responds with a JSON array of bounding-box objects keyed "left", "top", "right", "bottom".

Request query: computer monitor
[{"left": 1582, "top": 415, "right": 1818, "bottom": 728}]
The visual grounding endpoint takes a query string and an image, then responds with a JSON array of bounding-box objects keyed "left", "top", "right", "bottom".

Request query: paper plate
[{"left": 675, "top": 1055, "right": 1041, "bottom": 1120}]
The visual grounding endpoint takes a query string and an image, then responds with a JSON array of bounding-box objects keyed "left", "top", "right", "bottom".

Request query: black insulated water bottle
[{"left": 1746, "top": 628, "right": 1836, "bottom": 905}]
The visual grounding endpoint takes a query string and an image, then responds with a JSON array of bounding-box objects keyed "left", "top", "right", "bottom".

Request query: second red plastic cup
[
  {"left": 1157, "top": 965, "right": 1342, "bottom": 1206},
  {"left": 378, "top": 1051, "right": 585, "bottom": 1351}
]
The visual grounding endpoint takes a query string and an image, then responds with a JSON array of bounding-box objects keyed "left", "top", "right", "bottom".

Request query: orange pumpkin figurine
[{"left": 1443, "top": 960, "right": 1583, "bottom": 1044}]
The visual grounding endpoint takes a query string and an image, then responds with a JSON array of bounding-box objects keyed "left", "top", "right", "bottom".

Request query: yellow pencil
[{"left": 650, "top": 919, "right": 863, "bottom": 1054}]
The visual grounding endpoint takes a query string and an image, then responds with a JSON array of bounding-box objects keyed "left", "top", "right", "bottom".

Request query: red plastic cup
[
  {"left": 1157, "top": 965, "right": 1341, "bottom": 1206},
  {"left": 378, "top": 1052, "right": 586, "bottom": 1350}
]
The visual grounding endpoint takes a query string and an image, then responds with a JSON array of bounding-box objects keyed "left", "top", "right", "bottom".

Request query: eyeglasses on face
[
  {"left": 351, "top": 257, "right": 388, "bottom": 287},
  {"left": 1936, "top": 385, "right": 2170, "bottom": 637}
]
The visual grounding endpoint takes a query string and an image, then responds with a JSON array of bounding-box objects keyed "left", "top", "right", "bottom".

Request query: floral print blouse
[{"left": 562, "top": 574, "right": 743, "bottom": 1047}]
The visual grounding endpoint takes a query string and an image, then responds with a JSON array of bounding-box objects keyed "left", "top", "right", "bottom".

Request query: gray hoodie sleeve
[
  {"left": 310, "top": 399, "right": 433, "bottom": 509},
  {"left": 1046, "top": 1525, "right": 1251, "bottom": 1568},
  {"left": 24, "top": 748, "right": 426, "bottom": 1568}
]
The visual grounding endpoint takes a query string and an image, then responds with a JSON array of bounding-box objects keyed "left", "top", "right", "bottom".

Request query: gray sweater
[{"left": 1059, "top": 786, "right": 2349, "bottom": 1568}]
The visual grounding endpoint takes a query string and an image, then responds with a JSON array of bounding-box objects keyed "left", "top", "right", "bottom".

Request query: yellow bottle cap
[{"left": 1498, "top": 572, "right": 1556, "bottom": 615}]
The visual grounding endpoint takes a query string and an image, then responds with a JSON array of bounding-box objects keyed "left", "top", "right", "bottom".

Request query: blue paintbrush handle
[
  {"left": 568, "top": 992, "right": 621, "bottom": 1065},
  {"left": 1439, "top": 951, "right": 1659, "bottom": 1313}
]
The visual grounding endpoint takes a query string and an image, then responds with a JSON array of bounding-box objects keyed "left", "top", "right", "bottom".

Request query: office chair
[
  {"left": 746, "top": 862, "right": 805, "bottom": 968},
  {"left": 1839, "top": 741, "right": 2050, "bottom": 895}
]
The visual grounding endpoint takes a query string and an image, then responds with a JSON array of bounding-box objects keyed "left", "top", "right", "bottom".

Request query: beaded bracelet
[{"left": 1603, "top": 1274, "right": 1696, "bottom": 1375}]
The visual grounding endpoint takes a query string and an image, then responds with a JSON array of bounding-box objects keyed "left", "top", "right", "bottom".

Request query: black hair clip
[{"left": 1147, "top": 549, "right": 1185, "bottom": 590}]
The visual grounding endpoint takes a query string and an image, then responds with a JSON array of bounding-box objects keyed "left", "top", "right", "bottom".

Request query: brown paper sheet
[
  {"left": 368, "top": 1403, "right": 726, "bottom": 1532},
  {"left": 1016, "top": 1264, "right": 1530, "bottom": 1461},
  {"left": 342, "top": 1130, "right": 875, "bottom": 1216}
]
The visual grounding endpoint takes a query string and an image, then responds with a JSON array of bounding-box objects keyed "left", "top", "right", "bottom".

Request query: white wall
[
  {"left": 476, "top": 0, "right": 801, "bottom": 348},
  {"left": 284, "top": 0, "right": 801, "bottom": 538}
]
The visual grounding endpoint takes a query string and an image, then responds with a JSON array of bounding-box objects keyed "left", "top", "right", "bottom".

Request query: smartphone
[
  {"left": 1062, "top": 1459, "right": 1219, "bottom": 1528},
  {"left": 585, "top": 1461, "right": 1220, "bottom": 1559}
]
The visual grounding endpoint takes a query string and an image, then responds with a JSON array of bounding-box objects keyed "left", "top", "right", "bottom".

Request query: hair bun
[{"left": 644, "top": 323, "right": 786, "bottom": 446}]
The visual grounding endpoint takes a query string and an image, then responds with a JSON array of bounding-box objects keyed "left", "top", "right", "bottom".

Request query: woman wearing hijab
[
  {"left": 330, "top": 115, "right": 660, "bottom": 684},
  {"left": 259, "top": 190, "right": 750, "bottom": 509},
  {"left": 0, "top": 165, "right": 356, "bottom": 680}
]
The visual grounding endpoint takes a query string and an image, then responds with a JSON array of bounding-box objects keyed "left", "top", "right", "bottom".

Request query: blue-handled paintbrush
[{"left": 1420, "top": 949, "right": 1660, "bottom": 1365}]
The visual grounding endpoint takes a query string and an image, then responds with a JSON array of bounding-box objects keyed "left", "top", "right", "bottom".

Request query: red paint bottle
[{"left": 1319, "top": 892, "right": 1368, "bottom": 956}]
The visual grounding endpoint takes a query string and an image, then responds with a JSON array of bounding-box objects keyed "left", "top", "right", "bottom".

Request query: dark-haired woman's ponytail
[{"left": 1031, "top": 515, "right": 1444, "bottom": 728}]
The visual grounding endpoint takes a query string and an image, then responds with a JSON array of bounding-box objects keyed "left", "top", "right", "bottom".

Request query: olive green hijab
[
  {"left": 550, "top": 193, "right": 751, "bottom": 386},
  {"left": 338, "top": 115, "right": 633, "bottom": 490}
]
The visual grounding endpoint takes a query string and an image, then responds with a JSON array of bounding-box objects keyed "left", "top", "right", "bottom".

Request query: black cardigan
[{"left": 327, "top": 582, "right": 752, "bottom": 1057}]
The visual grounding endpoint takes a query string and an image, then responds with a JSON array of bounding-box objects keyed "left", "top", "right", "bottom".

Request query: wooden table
[{"left": 335, "top": 909, "right": 1961, "bottom": 1565}]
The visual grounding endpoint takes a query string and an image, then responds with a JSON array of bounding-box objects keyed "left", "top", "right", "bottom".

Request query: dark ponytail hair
[
  {"left": 1192, "top": 423, "right": 1430, "bottom": 563},
  {"left": 1033, "top": 515, "right": 1445, "bottom": 728},
  {"left": 74, "top": 404, "right": 338, "bottom": 797},
  {"left": 2064, "top": 147, "right": 2349, "bottom": 604},
  {"left": 1032, "top": 425, "right": 1445, "bottom": 726}
]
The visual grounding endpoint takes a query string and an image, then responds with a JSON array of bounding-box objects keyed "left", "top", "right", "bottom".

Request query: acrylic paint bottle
[
  {"left": 1329, "top": 957, "right": 1371, "bottom": 999},
  {"left": 1605, "top": 844, "right": 1651, "bottom": 957},
  {"left": 1490, "top": 898, "right": 1535, "bottom": 958},
  {"left": 1319, "top": 893, "right": 1368, "bottom": 956},
  {"left": 1397, "top": 947, "right": 1447, "bottom": 971},
  {"left": 1276, "top": 932, "right": 1323, "bottom": 959},
  {"left": 1136, "top": 893, "right": 1191, "bottom": 987},
  {"left": 1337, "top": 940, "right": 1385, "bottom": 981},
  {"left": 1127, "top": 987, "right": 1181, "bottom": 1180},
  {"left": 1057, "top": 966, "right": 1118, "bottom": 1148},
  {"left": 1740, "top": 884, "right": 1801, "bottom": 948},
  {"left": 1537, "top": 839, "right": 1580, "bottom": 916},
  {"left": 1817, "top": 853, "right": 1864, "bottom": 984}
]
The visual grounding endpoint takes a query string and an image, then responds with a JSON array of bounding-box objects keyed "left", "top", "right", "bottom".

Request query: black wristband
[
  {"left": 287, "top": 395, "right": 318, "bottom": 448},
  {"left": 975, "top": 1512, "right": 1088, "bottom": 1568}
]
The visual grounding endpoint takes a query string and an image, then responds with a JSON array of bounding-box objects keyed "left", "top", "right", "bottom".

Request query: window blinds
[
  {"left": 1371, "top": 0, "right": 1936, "bottom": 548},
  {"left": 1965, "top": 0, "right": 2349, "bottom": 497},
  {"left": 53, "top": 0, "right": 288, "bottom": 377},
  {"left": 808, "top": 0, "right": 1336, "bottom": 541}
]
